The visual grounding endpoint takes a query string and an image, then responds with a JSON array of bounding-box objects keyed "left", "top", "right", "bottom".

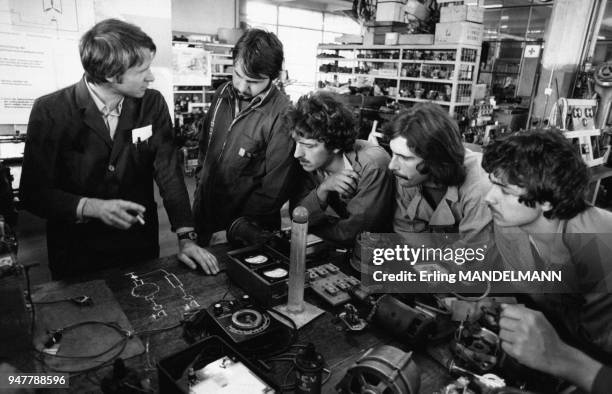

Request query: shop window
[
  {"left": 245, "top": 2, "right": 277, "bottom": 25},
  {"left": 245, "top": 0, "right": 364, "bottom": 102},
  {"left": 479, "top": 1, "right": 552, "bottom": 102},
  {"left": 278, "top": 6, "right": 323, "bottom": 30},
  {"left": 592, "top": 1, "right": 612, "bottom": 64}
]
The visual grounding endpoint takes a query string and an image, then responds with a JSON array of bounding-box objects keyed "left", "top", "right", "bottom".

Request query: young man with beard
[
  {"left": 482, "top": 130, "right": 612, "bottom": 356},
  {"left": 193, "top": 29, "right": 297, "bottom": 246},
  {"left": 285, "top": 93, "right": 394, "bottom": 246},
  {"left": 387, "top": 103, "right": 492, "bottom": 244},
  {"left": 20, "top": 19, "right": 218, "bottom": 278}
]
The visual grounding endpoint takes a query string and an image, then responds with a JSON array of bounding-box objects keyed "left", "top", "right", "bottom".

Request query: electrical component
[
  {"left": 336, "top": 345, "right": 420, "bottom": 394},
  {"left": 307, "top": 263, "right": 360, "bottom": 306}
]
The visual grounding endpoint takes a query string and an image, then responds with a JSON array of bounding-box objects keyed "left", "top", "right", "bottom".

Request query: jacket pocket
[
  {"left": 228, "top": 134, "right": 264, "bottom": 176},
  {"left": 129, "top": 140, "right": 154, "bottom": 171}
]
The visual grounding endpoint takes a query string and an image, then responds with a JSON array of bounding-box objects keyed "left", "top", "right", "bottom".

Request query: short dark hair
[
  {"left": 80, "top": 19, "right": 156, "bottom": 84},
  {"left": 284, "top": 92, "right": 356, "bottom": 152},
  {"left": 482, "top": 129, "right": 589, "bottom": 220},
  {"left": 232, "top": 29, "right": 284, "bottom": 80},
  {"left": 386, "top": 103, "right": 466, "bottom": 186}
]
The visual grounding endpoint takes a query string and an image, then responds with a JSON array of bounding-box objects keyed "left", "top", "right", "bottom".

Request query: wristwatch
[{"left": 177, "top": 230, "right": 198, "bottom": 242}]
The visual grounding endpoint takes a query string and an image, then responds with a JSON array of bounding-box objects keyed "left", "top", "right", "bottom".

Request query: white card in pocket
[{"left": 132, "top": 124, "right": 152, "bottom": 143}]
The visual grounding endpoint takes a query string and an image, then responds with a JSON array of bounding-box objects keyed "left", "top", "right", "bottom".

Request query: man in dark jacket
[
  {"left": 20, "top": 19, "right": 219, "bottom": 278},
  {"left": 193, "top": 29, "right": 296, "bottom": 245}
]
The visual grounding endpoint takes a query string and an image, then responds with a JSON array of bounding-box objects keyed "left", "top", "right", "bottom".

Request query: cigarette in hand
[{"left": 136, "top": 213, "right": 145, "bottom": 225}]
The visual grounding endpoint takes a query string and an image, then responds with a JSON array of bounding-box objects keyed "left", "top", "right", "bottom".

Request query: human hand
[
  {"left": 498, "top": 304, "right": 568, "bottom": 375},
  {"left": 83, "top": 198, "right": 145, "bottom": 230},
  {"left": 178, "top": 240, "right": 220, "bottom": 275},
  {"left": 367, "top": 130, "right": 382, "bottom": 146},
  {"left": 317, "top": 169, "right": 359, "bottom": 201},
  {"left": 499, "top": 304, "right": 603, "bottom": 392}
]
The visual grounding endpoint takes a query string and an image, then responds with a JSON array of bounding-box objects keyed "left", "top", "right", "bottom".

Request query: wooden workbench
[{"left": 22, "top": 245, "right": 451, "bottom": 393}]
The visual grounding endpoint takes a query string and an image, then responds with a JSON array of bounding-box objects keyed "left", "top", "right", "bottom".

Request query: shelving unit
[
  {"left": 172, "top": 41, "right": 234, "bottom": 125},
  {"left": 316, "top": 44, "right": 481, "bottom": 118}
]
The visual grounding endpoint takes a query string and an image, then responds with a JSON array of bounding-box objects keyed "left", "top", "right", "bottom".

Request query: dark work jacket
[
  {"left": 20, "top": 79, "right": 193, "bottom": 278},
  {"left": 193, "top": 82, "right": 297, "bottom": 243}
]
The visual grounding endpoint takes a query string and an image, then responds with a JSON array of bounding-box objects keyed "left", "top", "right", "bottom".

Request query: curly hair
[
  {"left": 283, "top": 92, "right": 356, "bottom": 152},
  {"left": 80, "top": 19, "right": 156, "bottom": 84},
  {"left": 386, "top": 103, "right": 466, "bottom": 186},
  {"left": 482, "top": 129, "right": 589, "bottom": 220}
]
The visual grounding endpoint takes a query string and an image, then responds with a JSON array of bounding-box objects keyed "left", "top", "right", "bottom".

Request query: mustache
[{"left": 391, "top": 170, "right": 408, "bottom": 180}]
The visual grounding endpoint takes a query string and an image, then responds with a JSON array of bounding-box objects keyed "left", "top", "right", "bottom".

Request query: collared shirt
[
  {"left": 493, "top": 206, "right": 612, "bottom": 353},
  {"left": 85, "top": 78, "right": 124, "bottom": 140},
  {"left": 291, "top": 140, "right": 393, "bottom": 245},
  {"left": 393, "top": 149, "right": 493, "bottom": 244},
  {"left": 76, "top": 79, "right": 125, "bottom": 221},
  {"left": 232, "top": 84, "right": 270, "bottom": 118},
  {"left": 316, "top": 154, "right": 353, "bottom": 180},
  {"left": 77, "top": 82, "right": 195, "bottom": 235}
]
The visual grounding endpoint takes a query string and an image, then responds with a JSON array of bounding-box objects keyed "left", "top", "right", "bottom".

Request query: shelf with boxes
[
  {"left": 172, "top": 41, "right": 234, "bottom": 125},
  {"left": 316, "top": 43, "right": 481, "bottom": 118}
]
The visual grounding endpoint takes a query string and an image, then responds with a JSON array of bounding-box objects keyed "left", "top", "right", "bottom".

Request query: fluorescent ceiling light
[
  {"left": 484, "top": 4, "right": 503, "bottom": 8},
  {"left": 501, "top": 15, "right": 509, "bottom": 20},
  {"left": 501, "top": 25, "right": 508, "bottom": 29},
  {"left": 599, "top": 35, "right": 606, "bottom": 39}
]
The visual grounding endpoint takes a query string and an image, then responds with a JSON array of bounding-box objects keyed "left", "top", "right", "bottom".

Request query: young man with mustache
[
  {"left": 387, "top": 103, "right": 492, "bottom": 243},
  {"left": 285, "top": 92, "right": 394, "bottom": 246},
  {"left": 193, "top": 29, "right": 297, "bottom": 246},
  {"left": 482, "top": 130, "right": 612, "bottom": 356},
  {"left": 20, "top": 19, "right": 218, "bottom": 278}
]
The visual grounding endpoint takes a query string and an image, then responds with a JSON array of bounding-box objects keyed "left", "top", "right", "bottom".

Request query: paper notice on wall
[
  {"left": 0, "top": 31, "right": 82, "bottom": 124},
  {"left": 172, "top": 46, "right": 211, "bottom": 86},
  {"left": 0, "top": 32, "right": 55, "bottom": 124}
]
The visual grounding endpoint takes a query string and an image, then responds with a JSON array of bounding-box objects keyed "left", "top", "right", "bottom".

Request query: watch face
[{"left": 179, "top": 231, "right": 198, "bottom": 241}]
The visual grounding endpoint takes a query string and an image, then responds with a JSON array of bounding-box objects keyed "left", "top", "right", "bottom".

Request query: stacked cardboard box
[
  {"left": 375, "top": 0, "right": 406, "bottom": 23},
  {"left": 364, "top": 21, "right": 409, "bottom": 45},
  {"left": 440, "top": 5, "right": 484, "bottom": 23},
  {"left": 435, "top": 1, "right": 484, "bottom": 45},
  {"left": 435, "top": 21, "right": 483, "bottom": 45}
]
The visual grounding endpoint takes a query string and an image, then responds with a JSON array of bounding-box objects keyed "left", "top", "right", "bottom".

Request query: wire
[
  {"left": 135, "top": 323, "right": 182, "bottom": 336},
  {"left": 23, "top": 265, "right": 35, "bottom": 336},
  {"left": 415, "top": 300, "right": 452, "bottom": 315},
  {"left": 33, "top": 321, "right": 131, "bottom": 360},
  {"left": 221, "top": 273, "right": 234, "bottom": 300},
  {"left": 32, "top": 296, "right": 90, "bottom": 305},
  {"left": 34, "top": 299, "right": 73, "bottom": 305},
  {"left": 35, "top": 336, "right": 130, "bottom": 375},
  {"left": 264, "top": 308, "right": 299, "bottom": 357},
  {"left": 451, "top": 280, "right": 491, "bottom": 302}
]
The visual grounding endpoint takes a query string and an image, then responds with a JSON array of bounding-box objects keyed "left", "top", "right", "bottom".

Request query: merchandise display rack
[{"left": 316, "top": 43, "right": 481, "bottom": 118}]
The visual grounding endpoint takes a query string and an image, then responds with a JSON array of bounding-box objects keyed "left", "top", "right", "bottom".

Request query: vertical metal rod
[{"left": 288, "top": 206, "right": 308, "bottom": 313}]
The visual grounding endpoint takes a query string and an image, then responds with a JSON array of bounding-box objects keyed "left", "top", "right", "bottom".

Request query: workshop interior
[{"left": 2, "top": 0, "right": 612, "bottom": 393}]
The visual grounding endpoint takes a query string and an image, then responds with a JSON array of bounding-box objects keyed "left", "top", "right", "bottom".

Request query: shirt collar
[
  {"left": 342, "top": 154, "right": 353, "bottom": 170},
  {"left": 405, "top": 184, "right": 459, "bottom": 226},
  {"left": 85, "top": 78, "right": 124, "bottom": 117},
  {"left": 230, "top": 82, "right": 273, "bottom": 110},
  {"left": 317, "top": 154, "right": 353, "bottom": 179}
]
